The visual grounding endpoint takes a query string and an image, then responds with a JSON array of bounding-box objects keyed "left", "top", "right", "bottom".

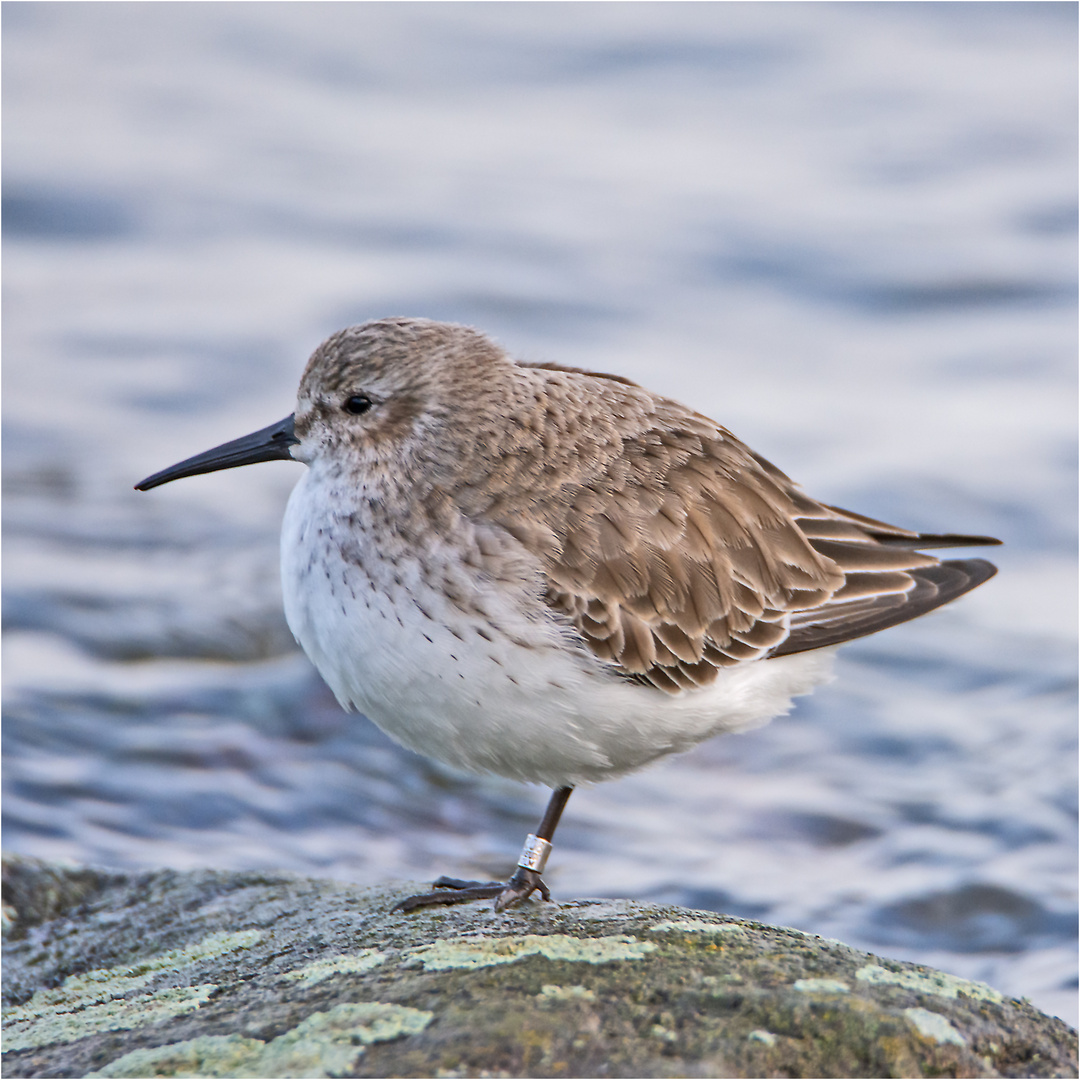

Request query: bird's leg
[
  {"left": 490, "top": 784, "right": 573, "bottom": 911},
  {"left": 393, "top": 786, "right": 574, "bottom": 913}
]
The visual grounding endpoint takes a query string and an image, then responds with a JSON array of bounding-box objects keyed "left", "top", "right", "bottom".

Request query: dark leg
[{"left": 393, "top": 786, "right": 574, "bottom": 913}]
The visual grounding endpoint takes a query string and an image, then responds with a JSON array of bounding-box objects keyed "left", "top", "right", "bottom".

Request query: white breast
[{"left": 280, "top": 469, "right": 835, "bottom": 788}]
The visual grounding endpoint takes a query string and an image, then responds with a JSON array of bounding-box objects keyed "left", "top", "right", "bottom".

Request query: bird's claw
[
  {"left": 493, "top": 867, "right": 549, "bottom": 910},
  {"left": 393, "top": 867, "right": 550, "bottom": 913}
]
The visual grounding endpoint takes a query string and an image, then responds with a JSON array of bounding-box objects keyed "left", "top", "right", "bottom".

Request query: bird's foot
[
  {"left": 393, "top": 867, "right": 550, "bottom": 913},
  {"left": 492, "top": 867, "right": 551, "bottom": 911}
]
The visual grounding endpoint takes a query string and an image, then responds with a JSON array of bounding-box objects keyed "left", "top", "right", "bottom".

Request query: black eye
[{"left": 343, "top": 395, "right": 373, "bottom": 416}]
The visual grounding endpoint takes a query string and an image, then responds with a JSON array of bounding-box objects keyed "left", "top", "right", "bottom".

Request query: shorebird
[{"left": 136, "top": 318, "right": 1000, "bottom": 911}]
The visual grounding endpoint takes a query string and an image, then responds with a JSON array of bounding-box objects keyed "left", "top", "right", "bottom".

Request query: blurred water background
[{"left": 3, "top": 2, "right": 1076, "bottom": 1025}]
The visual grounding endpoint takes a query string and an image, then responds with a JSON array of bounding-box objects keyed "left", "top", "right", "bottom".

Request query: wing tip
[
  {"left": 771, "top": 556, "right": 999, "bottom": 658},
  {"left": 877, "top": 532, "right": 1003, "bottom": 550}
]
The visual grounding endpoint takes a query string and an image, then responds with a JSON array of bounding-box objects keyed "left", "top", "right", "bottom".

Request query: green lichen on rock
[
  {"left": 3, "top": 930, "right": 260, "bottom": 1051},
  {"left": 406, "top": 932, "right": 656, "bottom": 970},
  {"left": 279, "top": 949, "right": 386, "bottom": 986},
  {"left": 904, "top": 1007, "right": 967, "bottom": 1046},
  {"left": 89, "top": 1004, "right": 433, "bottom": 1079},
  {"left": 6, "top": 985, "right": 219, "bottom": 1054},
  {"left": 648, "top": 918, "right": 747, "bottom": 935},
  {"left": 1, "top": 860, "right": 1075, "bottom": 1079},
  {"left": 88, "top": 1034, "right": 264, "bottom": 1079},
  {"left": 856, "top": 962, "right": 1004, "bottom": 1003},
  {"left": 794, "top": 978, "right": 850, "bottom": 994},
  {"left": 537, "top": 983, "right": 596, "bottom": 1005}
]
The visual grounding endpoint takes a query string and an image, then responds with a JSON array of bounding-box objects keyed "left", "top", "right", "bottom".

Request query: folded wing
[{"left": 496, "top": 369, "right": 999, "bottom": 695}]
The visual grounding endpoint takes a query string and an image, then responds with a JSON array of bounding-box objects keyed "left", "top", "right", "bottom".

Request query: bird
[{"left": 136, "top": 317, "right": 1000, "bottom": 912}]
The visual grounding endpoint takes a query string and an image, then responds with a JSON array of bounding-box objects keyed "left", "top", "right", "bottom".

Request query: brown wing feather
[
  {"left": 482, "top": 363, "right": 999, "bottom": 693},
  {"left": 773, "top": 559, "right": 998, "bottom": 655}
]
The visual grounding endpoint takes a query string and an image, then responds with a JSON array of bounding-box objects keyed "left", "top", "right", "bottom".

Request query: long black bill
[{"left": 135, "top": 415, "right": 300, "bottom": 491}]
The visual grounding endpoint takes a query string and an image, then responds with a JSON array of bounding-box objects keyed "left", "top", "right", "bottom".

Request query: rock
[
  {"left": 2, "top": 856, "right": 124, "bottom": 937},
  {"left": 2, "top": 857, "right": 1076, "bottom": 1078}
]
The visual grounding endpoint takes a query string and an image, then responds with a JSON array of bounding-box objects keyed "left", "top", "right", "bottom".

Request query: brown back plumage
[{"left": 484, "top": 360, "right": 999, "bottom": 695}]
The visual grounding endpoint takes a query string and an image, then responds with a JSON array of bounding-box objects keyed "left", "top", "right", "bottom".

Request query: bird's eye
[{"left": 343, "top": 395, "right": 373, "bottom": 416}]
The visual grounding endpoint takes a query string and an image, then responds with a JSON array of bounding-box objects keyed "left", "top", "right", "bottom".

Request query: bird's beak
[{"left": 135, "top": 414, "right": 300, "bottom": 491}]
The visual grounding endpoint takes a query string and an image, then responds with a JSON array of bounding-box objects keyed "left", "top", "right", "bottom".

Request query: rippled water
[{"left": 4, "top": 3, "right": 1076, "bottom": 1025}]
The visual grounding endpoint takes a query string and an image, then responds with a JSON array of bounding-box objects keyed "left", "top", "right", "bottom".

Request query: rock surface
[{"left": 2, "top": 856, "right": 1076, "bottom": 1078}]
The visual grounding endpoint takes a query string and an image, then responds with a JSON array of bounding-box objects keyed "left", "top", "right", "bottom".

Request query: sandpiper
[{"left": 136, "top": 317, "right": 1000, "bottom": 911}]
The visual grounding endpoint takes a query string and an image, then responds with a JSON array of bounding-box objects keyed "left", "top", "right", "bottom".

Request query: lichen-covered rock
[{"left": 2, "top": 857, "right": 1076, "bottom": 1078}]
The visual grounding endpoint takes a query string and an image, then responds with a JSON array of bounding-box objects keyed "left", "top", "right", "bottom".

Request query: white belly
[{"left": 280, "top": 471, "right": 835, "bottom": 788}]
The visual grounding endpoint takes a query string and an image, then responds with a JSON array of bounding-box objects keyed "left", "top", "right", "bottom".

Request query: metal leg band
[{"left": 517, "top": 833, "right": 552, "bottom": 873}]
